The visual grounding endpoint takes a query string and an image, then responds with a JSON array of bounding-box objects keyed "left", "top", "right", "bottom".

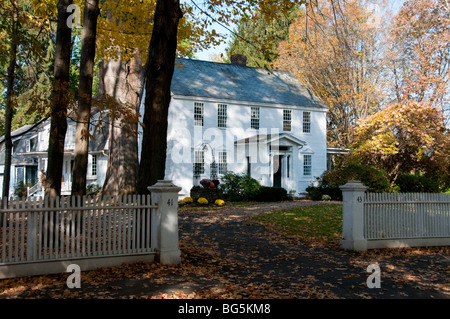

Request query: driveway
[
  {"left": 0, "top": 201, "right": 448, "bottom": 301},
  {"left": 177, "top": 201, "right": 450, "bottom": 299}
]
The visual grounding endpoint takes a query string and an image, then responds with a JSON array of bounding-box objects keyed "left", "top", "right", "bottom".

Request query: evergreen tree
[{"left": 226, "top": 6, "right": 299, "bottom": 69}]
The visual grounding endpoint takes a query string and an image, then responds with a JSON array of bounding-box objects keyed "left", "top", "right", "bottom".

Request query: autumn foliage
[
  {"left": 275, "top": 0, "right": 384, "bottom": 147},
  {"left": 348, "top": 102, "right": 450, "bottom": 188},
  {"left": 387, "top": 0, "right": 449, "bottom": 119}
]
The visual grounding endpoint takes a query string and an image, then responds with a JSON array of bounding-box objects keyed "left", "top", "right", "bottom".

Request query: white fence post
[
  {"left": 148, "top": 180, "right": 182, "bottom": 265},
  {"left": 340, "top": 181, "right": 368, "bottom": 251}
]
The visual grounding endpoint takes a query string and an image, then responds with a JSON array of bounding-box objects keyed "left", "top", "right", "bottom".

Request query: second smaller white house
[
  {"left": 0, "top": 115, "right": 109, "bottom": 199},
  {"left": 139, "top": 58, "right": 329, "bottom": 197}
]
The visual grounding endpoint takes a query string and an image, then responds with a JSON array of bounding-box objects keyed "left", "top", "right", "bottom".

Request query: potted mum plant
[{"left": 200, "top": 179, "right": 211, "bottom": 188}]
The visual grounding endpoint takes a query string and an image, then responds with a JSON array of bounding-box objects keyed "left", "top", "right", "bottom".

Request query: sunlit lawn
[
  {"left": 252, "top": 204, "right": 343, "bottom": 245},
  {"left": 179, "top": 199, "right": 344, "bottom": 246}
]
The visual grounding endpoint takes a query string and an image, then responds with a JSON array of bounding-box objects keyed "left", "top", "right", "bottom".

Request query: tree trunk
[
  {"left": 137, "top": 0, "right": 183, "bottom": 194},
  {"left": 71, "top": 0, "right": 100, "bottom": 196},
  {"left": 1, "top": 2, "right": 18, "bottom": 204},
  {"left": 100, "top": 53, "right": 143, "bottom": 196},
  {"left": 45, "top": 0, "right": 73, "bottom": 198}
]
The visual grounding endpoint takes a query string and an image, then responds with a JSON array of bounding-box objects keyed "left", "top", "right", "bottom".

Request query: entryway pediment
[{"left": 235, "top": 133, "right": 306, "bottom": 147}]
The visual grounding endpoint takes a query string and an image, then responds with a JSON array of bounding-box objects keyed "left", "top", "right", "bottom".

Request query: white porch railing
[
  {"left": 0, "top": 180, "right": 182, "bottom": 279},
  {"left": 26, "top": 181, "right": 43, "bottom": 198},
  {"left": 340, "top": 181, "right": 450, "bottom": 251}
]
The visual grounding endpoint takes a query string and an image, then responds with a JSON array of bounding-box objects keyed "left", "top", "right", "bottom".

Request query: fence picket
[
  {"left": 37, "top": 198, "right": 43, "bottom": 261},
  {"left": 1, "top": 199, "right": 6, "bottom": 263},
  {"left": 137, "top": 194, "right": 141, "bottom": 252},
  {"left": 20, "top": 206, "right": 25, "bottom": 261},
  {"left": 8, "top": 210, "right": 12, "bottom": 262},
  {"left": 112, "top": 195, "right": 117, "bottom": 254},
  {"left": 14, "top": 201, "right": 20, "bottom": 262},
  {"left": 108, "top": 195, "right": 113, "bottom": 253},
  {"left": 146, "top": 194, "right": 151, "bottom": 250},
  {"left": 76, "top": 196, "right": 81, "bottom": 257}
]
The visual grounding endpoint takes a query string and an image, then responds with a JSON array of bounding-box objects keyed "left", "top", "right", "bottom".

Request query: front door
[{"left": 273, "top": 155, "right": 283, "bottom": 188}]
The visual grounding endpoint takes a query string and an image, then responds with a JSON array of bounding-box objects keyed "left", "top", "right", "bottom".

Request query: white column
[
  {"left": 340, "top": 181, "right": 368, "bottom": 251},
  {"left": 148, "top": 180, "right": 182, "bottom": 265}
]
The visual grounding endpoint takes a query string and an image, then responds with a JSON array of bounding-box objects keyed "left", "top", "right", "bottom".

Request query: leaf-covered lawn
[{"left": 252, "top": 204, "right": 343, "bottom": 246}]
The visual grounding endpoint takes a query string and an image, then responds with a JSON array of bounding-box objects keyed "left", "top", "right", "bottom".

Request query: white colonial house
[
  {"left": 139, "top": 58, "right": 329, "bottom": 197},
  {"left": 1, "top": 58, "right": 329, "bottom": 199},
  {"left": 0, "top": 115, "right": 109, "bottom": 198}
]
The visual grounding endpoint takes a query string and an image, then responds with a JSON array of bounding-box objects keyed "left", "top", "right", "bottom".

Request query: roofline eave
[{"left": 171, "top": 94, "right": 329, "bottom": 112}]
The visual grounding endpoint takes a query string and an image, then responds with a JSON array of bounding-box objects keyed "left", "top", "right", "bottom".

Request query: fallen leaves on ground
[{"left": 0, "top": 201, "right": 448, "bottom": 299}]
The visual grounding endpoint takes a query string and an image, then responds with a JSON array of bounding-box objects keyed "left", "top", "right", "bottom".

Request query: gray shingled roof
[
  {"left": 171, "top": 58, "right": 327, "bottom": 108},
  {"left": 0, "top": 116, "right": 108, "bottom": 166}
]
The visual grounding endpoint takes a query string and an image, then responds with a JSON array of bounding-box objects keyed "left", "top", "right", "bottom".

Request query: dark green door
[{"left": 273, "top": 155, "right": 283, "bottom": 188}]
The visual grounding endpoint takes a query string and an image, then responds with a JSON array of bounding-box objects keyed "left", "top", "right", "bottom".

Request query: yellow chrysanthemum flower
[
  {"left": 215, "top": 199, "right": 225, "bottom": 206},
  {"left": 182, "top": 197, "right": 193, "bottom": 204}
]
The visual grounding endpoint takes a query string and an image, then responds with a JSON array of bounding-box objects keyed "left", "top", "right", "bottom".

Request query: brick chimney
[{"left": 230, "top": 54, "right": 247, "bottom": 66}]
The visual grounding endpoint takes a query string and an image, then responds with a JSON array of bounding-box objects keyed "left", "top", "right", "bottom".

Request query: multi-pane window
[
  {"left": 283, "top": 109, "right": 291, "bottom": 131},
  {"left": 251, "top": 107, "right": 260, "bottom": 129},
  {"left": 218, "top": 104, "right": 227, "bottom": 128},
  {"left": 193, "top": 150, "right": 205, "bottom": 175},
  {"left": 303, "top": 154, "right": 312, "bottom": 176},
  {"left": 194, "top": 102, "right": 204, "bottom": 126},
  {"left": 303, "top": 111, "right": 311, "bottom": 133},
  {"left": 92, "top": 154, "right": 97, "bottom": 176},
  {"left": 218, "top": 151, "right": 227, "bottom": 174}
]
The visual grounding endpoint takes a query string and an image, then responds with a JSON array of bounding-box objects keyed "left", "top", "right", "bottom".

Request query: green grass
[{"left": 252, "top": 204, "right": 343, "bottom": 245}]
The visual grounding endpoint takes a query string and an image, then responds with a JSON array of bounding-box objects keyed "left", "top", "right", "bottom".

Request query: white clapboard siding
[
  {"left": 364, "top": 193, "right": 450, "bottom": 240},
  {"left": 0, "top": 195, "right": 155, "bottom": 264}
]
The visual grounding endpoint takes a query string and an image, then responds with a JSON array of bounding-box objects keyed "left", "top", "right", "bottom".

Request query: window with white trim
[
  {"left": 218, "top": 104, "right": 227, "bottom": 128},
  {"left": 193, "top": 150, "right": 205, "bottom": 175},
  {"left": 218, "top": 151, "right": 227, "bottom": 174},
  {"left": 303, "top": 111, "right": 311, "bottom": 133},
  {"left": 194, "top": 102, "right": 204, "bottom": 126},
  {"left": 303, "top": 154, "right": 312, "bottom": 176},
  {"left": 283, "top": 109, "right": 291, "bottom": 131},
  {"left": 251, "top": 107, "right": 260, "bottom": 129},
  {"left": 91, "top": 154, "right": 97, "bottom": 176}
]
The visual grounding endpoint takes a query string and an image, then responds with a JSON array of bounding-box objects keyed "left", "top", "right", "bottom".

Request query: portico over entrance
[{"left": 235, "top": 133, "right": 308, "bottom": 193}]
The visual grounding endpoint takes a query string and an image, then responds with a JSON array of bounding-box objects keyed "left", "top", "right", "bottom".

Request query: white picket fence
[
  {"left": 340, "top": 181, "right": 450, "bottom": 251},
  {"left": 0, "top": 180, "right": 183, "bottom": 278},
  {"left": 364, "top": 193, "right": 450, "bottom": 240},
  {"left": 0, "top": 195, "right": 154, "bottom": 265}
]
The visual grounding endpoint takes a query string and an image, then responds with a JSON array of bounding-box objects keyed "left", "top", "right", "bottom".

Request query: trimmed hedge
[
  {"left": 395, "top": 173, "right": 441, "bottom": 193},
  {"left": 255, "top": 186, "right": 290, "bottom": 202},
  {"left": 306, "top": 164, "right": 390, "bottom": 201},
  {"left": 220, "top": 172, "right": 261, "bottom": 201},
  {"left": 220, "top": 172, "right": 291, "bottom": 202}
]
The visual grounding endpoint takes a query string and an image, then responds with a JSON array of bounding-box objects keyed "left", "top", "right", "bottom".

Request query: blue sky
[{"left": 192, "top": 0, "right": 405, "bottom": 62}]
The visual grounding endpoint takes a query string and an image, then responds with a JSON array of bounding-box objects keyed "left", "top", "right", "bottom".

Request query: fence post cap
[
  {"left": 147, "top": 180, "right": 182, "bottom": 193},
  {"left": 339, "top": 180, "right": 368, "bottom": 191}
]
